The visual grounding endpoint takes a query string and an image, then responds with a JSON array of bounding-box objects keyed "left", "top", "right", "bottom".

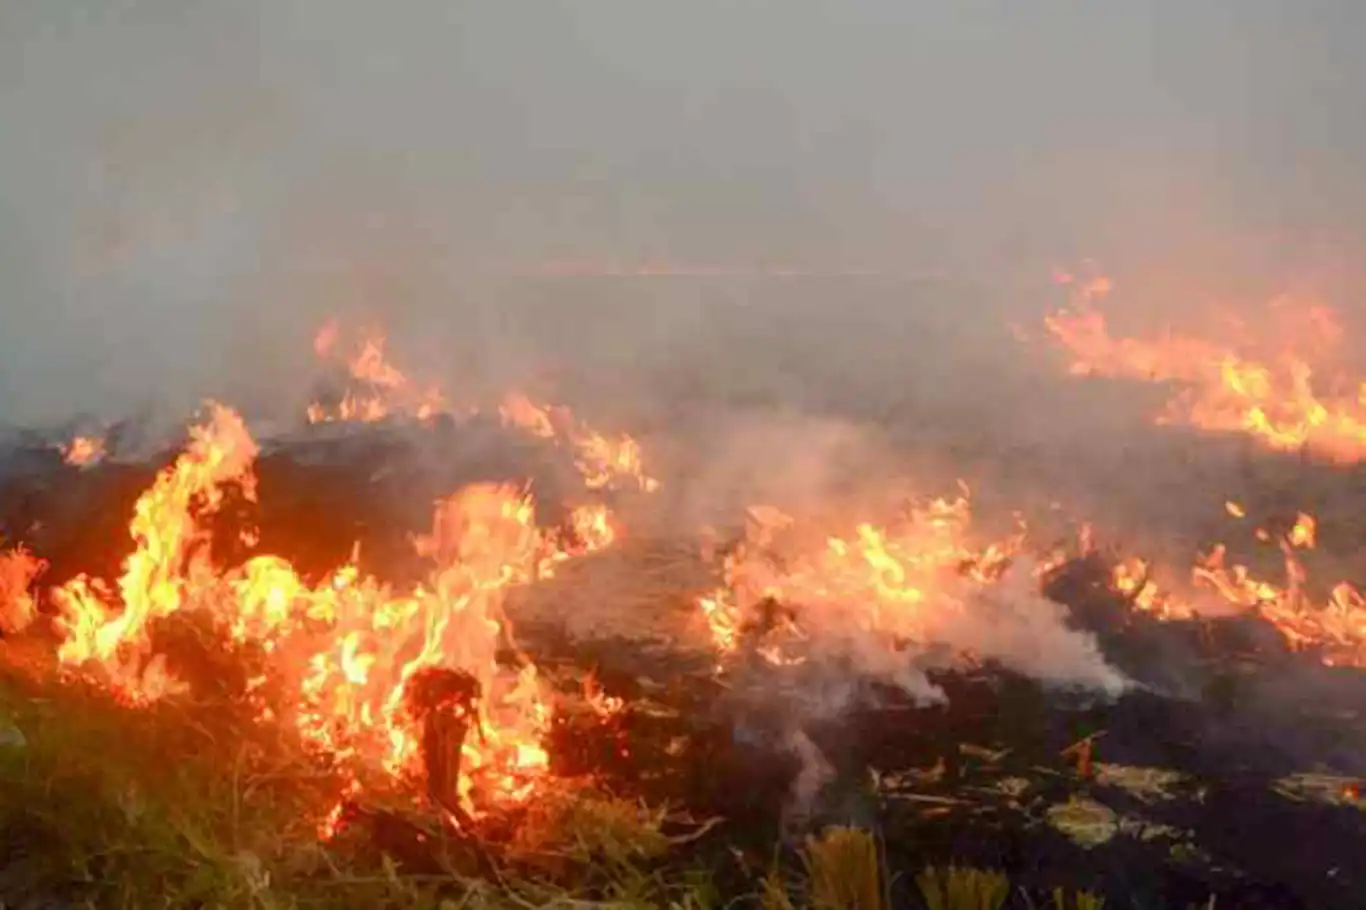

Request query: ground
[{"left": 5, "top": 280, "right": 1366, "bottom": 908}]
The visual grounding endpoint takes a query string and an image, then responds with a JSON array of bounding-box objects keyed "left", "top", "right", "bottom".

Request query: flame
[
  {"left": 1087, "top": 501, "right": 1366, "bottom": 666},
  {"left": 46, "top": 401, "right": 628, "bottom": 823},
  {"left": 307, "top": 327, "right": 449, "bottom": 425},
  {"left": 1043, "top": 268, "right": 1366, "bottom": 462},
  {"left": 55, "top": 403, "right": 259, "bottom": 694},
  {"left": 28, "top": 321, "right": 660, "bottom": 828},
  {"left": 498, "top": 392, "right": 659, "bottom": 493},
  {"left": 0, "top": 544, "right": 45, "bottom": 635},
  {"left": 59, "top": 435, "right": 106, "bottom": 468},
  {"left": 697, "top": 488, "right": 1025, "bottom": 666},
  {"left": 306, "top": 322, "right": 657, "bottom": 492},
  {"left": 1189, "top": 510, "right": 1366, "bottom": 665}
]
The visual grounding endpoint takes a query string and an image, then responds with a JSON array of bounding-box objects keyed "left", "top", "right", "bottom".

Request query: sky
[{"left": 2, "top": 1, "right": 1366, "bottom": 426}]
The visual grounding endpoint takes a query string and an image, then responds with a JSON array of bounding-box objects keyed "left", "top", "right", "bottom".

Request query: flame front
[
  {"left": 698, "top": 489, "right": 1025, "bottom": 666},
  {"left": 1043, "top": 268, "right": 1366, "bottom": 462},
  {"left": 1188, "top": 511, "right": 1366, "bottom": 666},
  {"left": 56, "top": 403, "right": 259, "bottom": 697},
  {"left": 0, "top": 544, "right": 45, "bottom": 635},
  {"left": 60, "top": 435, "right": 106, "bottom": 468},
  {"left": 46, "top": 397, "right": 626, "bottom": 824},
  {"left": 307, "top": 324, "right": 657, "bottom": 493}
]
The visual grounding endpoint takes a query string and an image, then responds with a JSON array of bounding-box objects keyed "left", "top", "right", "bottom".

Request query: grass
[
  {"left": 0, "top": 661, "right": 731, "bottom": 909},
  {"left": 0, "top": 664, "right": 1198, "bottom": 909},
  {"left": 916, "top": 866, "right": 1009, "bottom": 910}
]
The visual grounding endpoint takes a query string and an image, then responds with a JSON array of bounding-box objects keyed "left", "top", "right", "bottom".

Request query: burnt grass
[{"left": 4, "top": 423, "right": 1366, "bottom": 908}]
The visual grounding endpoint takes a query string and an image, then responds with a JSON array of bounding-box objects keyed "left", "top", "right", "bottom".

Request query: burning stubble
[{"left": 7, "top": 7, "right": 1366, "bottom": 901}]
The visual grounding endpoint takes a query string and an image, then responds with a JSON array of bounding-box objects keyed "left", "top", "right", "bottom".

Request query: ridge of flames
[
  {"left": 695, "top": 483, "right": 1366, "bottom": 675},
  {"left": 49, "top": 403, "right": 619, "bottom": 823},
  {"left": 1110, "top": 506, "right": 1366, "bottom": 667},
  {"left": 308, "top": 321, "right": 657, "bottom": 493},
  {"left": 1043, "top": 267, "right": 1366, "bottom": 462},
  {"left": 697, "top": 486, "right": 1028, "bottom": 668},
  {"left": 0, "top": 319, "right": 658, "bottom": 832},
  {"left": 9, "top": 295, "right": 1366, "bottom": 840}
]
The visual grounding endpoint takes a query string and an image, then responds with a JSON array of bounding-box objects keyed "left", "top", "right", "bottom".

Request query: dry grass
[
  {"left": 916, "top": 865, "right": 1010, "bottom": 910},
  {"left": 800, "top": 827, "right": 888, "bottom": 910},
  {"left": 0, "top": 660, "right": 713, "bottom": 910},
  {"left": 0, "top": 658, "right": 1209, "bottom": 909}
]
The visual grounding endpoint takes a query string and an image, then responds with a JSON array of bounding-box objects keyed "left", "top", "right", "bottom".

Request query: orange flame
[
  {"left": 48, "top": 402, "right": 626, "bottom": 823},
  {"left": 306, "top": 322, "right": 658, "bottom": 493},
  {"left": 307, "top": 327, "right": 449, "bottom": 426},
  {"left": 1043, "top": 268, "right": 1366, "bottom": 462},
  {"left": 56, "top": 403, "right": 259, "bottom": 697},
  {"left": 59, "top": 435, "right": 106, "bottom": 468},
  {"left": 0, "top": 544, "right": 45, "bottom": 635},
  {"left": 498, "top": 392, "right": 659, "bottom": 493},
  {"left": 1189, "top": 510, "right": 1366, "bottom": 665},
  {"left": 697, "top": 488, "right": 1025, "bottom": 666}
]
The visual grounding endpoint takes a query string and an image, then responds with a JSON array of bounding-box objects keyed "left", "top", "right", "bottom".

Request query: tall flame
[{"left": 48, "top": 400, "right": 626, "bottom": 822}]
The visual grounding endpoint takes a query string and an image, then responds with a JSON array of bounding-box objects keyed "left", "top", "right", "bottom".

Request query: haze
[{"left": 2, "top": 1, "right": 1365, "bottom": 429}]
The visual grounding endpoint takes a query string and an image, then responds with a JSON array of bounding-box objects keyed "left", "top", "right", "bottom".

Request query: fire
[
  {"left": 1190, "top": 511, "right": 1366, "bottom": 666},
  {"left": 698, "top": 488, "right": 1025, "bottom": 666},
  {"left": 0, "top": 544, "right": 45, "bottom": 635},
  {"left": 45, "top": 401, "right": 629, "bottom": 823},
  {"left": 0, "top": 319, "right": 662, "bottom": 831},
  {"left": 307, "top": 327, "right": 449, "bottom": 425},
  {"left": 1110, "top": 556, "right": 1194, "bottom": 621},
  {"left": 307, "top": 324, "right": 658, "bottom": 493},
  {"left": 59, "top": 435, "right": 106, "bottom": 468},
  {"left": 1043, "top": 268, "right": 1366, "bottom": 462},
  {"left": 1027, "top": 269, "right": 1366, "bottom": 658},
  {"left": 498, "top": 392, "right": 658, "bottom": 493},
  {"left": 55, "top": 403, "right": 259, "bottom": 696},
  {"left": 1086, "top": 500, "right": 1366, "bottom": 666}
]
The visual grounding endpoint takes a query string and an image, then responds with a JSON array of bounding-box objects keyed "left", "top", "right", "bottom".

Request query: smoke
[
  {"left": 4, "top": 1, "right": 1366, "bottom": 434},
  {"left": 927, "top": 561, "right": 1126, "bottom": 695},
  {"left": 0, "top": 0, "right": 1355, "bottom": 684},
  {"left": 720, "top": 550, "right": 1127, "bottom": 827},
  {"left": 9, "top": 2, "right": 1366, "bottom": 833}
]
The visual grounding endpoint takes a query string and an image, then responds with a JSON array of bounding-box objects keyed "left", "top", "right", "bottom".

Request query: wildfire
[
  {"left": 0, "top": 544, "right": 44, "bottom": 636},
  {"left": 58, "top": 435, "right": 106, "bottom": 468},
  {"left": 1109, "top": 556, "right": 1194, "bottom": 622},
  {"left": 697, "top": 488, "right": 1026, "bottom": 667},
  {"left": 498, "top": 391, "right": 658, "bottom": 493},
  {"left": 307, "top": 324, "right": 657, "bottom": 493},
  {"left": 306, "top": 325, "right": 449, "bottom": 425},
  {"left": 1085, "top": 501, "right": 1366, "bottom": 666},
  {"left": 1190, "top": 511, "right": 1366, "bottom": 666},
  {"left": 11, "top": 274, "right": 1366, "bottom": 848},
  {"left": 1043, "top": 268, "right": 1366, "bottom": 462},
  {"left": 46, "top": 400, "right": 628, "bottom": 824}
]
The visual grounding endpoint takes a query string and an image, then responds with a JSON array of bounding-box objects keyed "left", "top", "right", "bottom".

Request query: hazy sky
[{"left": 3, "top": 1, "right": 1366, "bottom": 425}]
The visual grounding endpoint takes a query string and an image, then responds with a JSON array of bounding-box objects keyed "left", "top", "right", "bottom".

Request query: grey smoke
[{"left": 4, "top": 1, "right": 1366, "bottom": 430}]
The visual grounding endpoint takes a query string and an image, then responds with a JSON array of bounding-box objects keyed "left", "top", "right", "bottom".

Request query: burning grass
[
  {"left": 0, "top": 672, "right": 1114, "bottom": 910},
  {"left": 8, "top": 303, "right": 1366, "bottom": 906},
  {"left": 0, "top": 639, "right": 739, "bottom": 909}
]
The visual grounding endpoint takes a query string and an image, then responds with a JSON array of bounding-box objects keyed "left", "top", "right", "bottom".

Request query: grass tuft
[
  {"left": 800, "top": 826, "right": 888, "bottom": 910},
  {"left": 1053, "top": 887, "right": 1106, "bottom": 910},
  {"left": 915, "top": 864, "right": 1009, "bottom": 910}
]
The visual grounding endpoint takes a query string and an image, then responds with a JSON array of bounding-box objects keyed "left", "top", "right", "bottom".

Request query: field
[{"left": 4, "top": 277, "right": 1366, "bottom": 908}]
